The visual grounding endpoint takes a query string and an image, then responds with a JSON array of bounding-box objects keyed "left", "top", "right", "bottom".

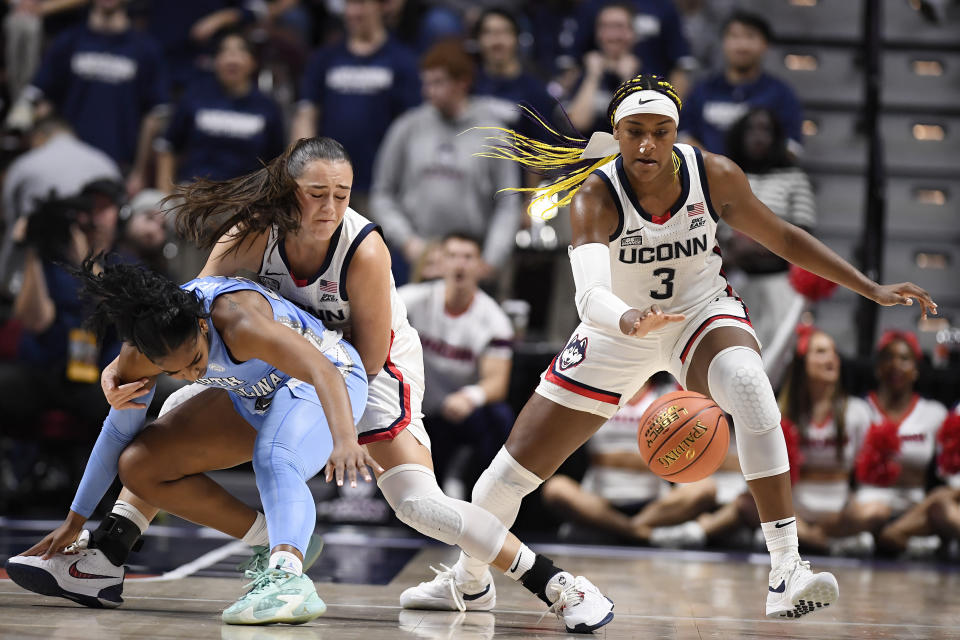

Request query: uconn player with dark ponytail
[
  {"left": 403, "top": 75, "right": 938, "bottom": 619},
  {"left": 9, "top": 258, "right": 372, "bottom": 624},
  {"left": 62, "top": 138, "right": 615, "bottom": 633}
]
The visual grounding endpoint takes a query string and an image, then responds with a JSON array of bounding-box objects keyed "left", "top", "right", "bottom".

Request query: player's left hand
[
  {"left": 870, "top": 282, "right": 938, "bottom": 318},
  {"left": 324, "top": 442, "right": 383, "bottom": 488},
  {"left": 23, "top": 512, "right": 85, "bottom": 559}
]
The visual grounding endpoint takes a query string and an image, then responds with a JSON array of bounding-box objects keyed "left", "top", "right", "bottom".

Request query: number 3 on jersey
[{"left": 650, "top": 267, "right": 675, "bottom": 300}]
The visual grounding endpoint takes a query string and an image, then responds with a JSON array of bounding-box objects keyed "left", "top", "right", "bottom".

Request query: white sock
[
  {"left": 503, "top": 544, "right": 536, "bottom": 582},
  {"left": 761, "top": 518, "right": 800, "bottom": 568},
  {"left": 241, "top": 512, "right": 270, "bottom": 547},
  {"left": 269, "top": 550, "right": 302, "bottom": 576},
  {"left": 111, "top": 500, "right": 151, "bottom": 534},
  {"left": 544, "top": 571, "right": 576, "bottom": 603}
]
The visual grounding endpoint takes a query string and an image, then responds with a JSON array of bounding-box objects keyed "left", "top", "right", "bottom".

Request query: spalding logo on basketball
[{"left": 637, "top": 390, "right": 729, "bottom": 483}]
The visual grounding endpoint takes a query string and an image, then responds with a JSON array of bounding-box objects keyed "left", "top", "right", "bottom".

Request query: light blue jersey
[{"left": 71, "top": 277, "right": 368, "bottom": 554}]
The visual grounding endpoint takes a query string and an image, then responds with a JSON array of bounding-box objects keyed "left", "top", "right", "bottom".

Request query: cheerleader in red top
[
  {"left": 846, "top": 331, "right": 948, "bottom": 553},
  {"left": 927, "top": 404, "right": 960, "bottom": 545},
  {"left": 778, "top": 327, "right": 870, "bottom": 553}
]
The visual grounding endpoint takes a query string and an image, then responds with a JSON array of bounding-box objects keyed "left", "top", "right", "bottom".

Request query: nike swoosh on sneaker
[
  {"left": 775, "top": 519, "right": 796, "bottom": 528},
  {"left": 68, "top": 560, "right": 115, "bottom": 580},
  {"left": 462, "top": 584, "right": 491, "bottom": 601},
  {"left": 768, "top": 581, "right": 786, "bottom": 593}
]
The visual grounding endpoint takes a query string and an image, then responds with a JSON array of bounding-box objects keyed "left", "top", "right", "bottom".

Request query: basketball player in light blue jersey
[{"left": 7, "top": 259, "right": 376, "bottom": 625}]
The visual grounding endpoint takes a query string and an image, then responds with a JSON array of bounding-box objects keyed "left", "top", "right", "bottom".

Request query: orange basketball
[{"left": 637, "top": 390, "right": 729, "bottom": 483}]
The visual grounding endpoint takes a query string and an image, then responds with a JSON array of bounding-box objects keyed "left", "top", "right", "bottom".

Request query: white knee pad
[
  {"left": 158, "top": 382, "right": 207, "bottom": 417},
  {"left": 707, "top": 346, "right": 789, "bottom": 481},
  {"left": 470, "top": 447, "right": 544, "bottom": 527},
  {"left": 378, "top": 464, "right": 508, "bottom": 564}
]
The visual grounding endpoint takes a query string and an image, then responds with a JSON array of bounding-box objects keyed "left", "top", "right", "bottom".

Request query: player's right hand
[
  {"left": 620, "top": 305, "right": 685, "bottom": 338},
  {"left": 101, "top": 358, "right": 151, "bottom": 410}
]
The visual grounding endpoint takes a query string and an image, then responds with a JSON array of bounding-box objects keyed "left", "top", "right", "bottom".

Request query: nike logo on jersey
[
  {"left": 463, "top": 584, "right": 491, "bottom": 600},
  {"left": 68, "top": 560, "right": 115, "bottom": 580},
  {"left": 769, "top": 580, "right": 786, "bottom": 593},
  {"left": 775, "top": 519, "right": 796, "bottom": 528},
  {"left": 625, "top": 227, "right": 643, "bottom": 235}
]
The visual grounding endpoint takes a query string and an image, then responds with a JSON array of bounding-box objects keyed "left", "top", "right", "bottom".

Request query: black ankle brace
[
  {"left": 88, "top": 514, "right": 141, "bottom": 566},
  {"left": 519, "top": 554, "right": 563, "bottom": 606}
]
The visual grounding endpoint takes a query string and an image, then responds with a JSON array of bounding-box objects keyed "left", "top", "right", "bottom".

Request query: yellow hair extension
[{"left": 472, "top": 77, "right": 684, "bottom": 220}]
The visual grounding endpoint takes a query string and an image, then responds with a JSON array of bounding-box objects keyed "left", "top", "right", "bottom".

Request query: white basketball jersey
[
  {"left": 594, "top": 143, "right": 734, "bottom": 318},
  {"left": 865, "top": 393, "right": 947, "bottom": 470},
  {"left": 399, "top": 280, "right": 514, "bottom": 413},
  {"left": 799, "top": 396, "right": 871, "bottom": 471},
  {"left": 258, "top": 208, "right": 410, "bottom": 335}
]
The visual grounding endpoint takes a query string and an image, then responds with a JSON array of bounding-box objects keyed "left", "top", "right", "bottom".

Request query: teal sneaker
[
  {"left": 222, "top": 568, "right": 327, "bottom": 625},
  {"left": 239, "top": 534, "right": 325, "bottom": 575}
]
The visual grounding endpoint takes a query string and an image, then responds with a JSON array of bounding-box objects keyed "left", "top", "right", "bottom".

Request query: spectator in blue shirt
[
  {"left": 23, "top": 0, "right": 169, "bottom": 192},
  {"left": 471, "top": 8, "right": 557, "bottom": 161},
  {"left": 573, "top": 0, "right": 694, "bottom": 96},
  {"left": 139, "top": 0, "right": 257, "bottom": 92},
  {"left": 155, "top": 30, "right": 285, "bottom": 190},
  {"left": 680, "top": 10, "right": 804, "bottom": 157},
  {"left": 567, "top": 2, "right": 640, "bottom": 136},
  {"left": 292, "top": 0, "right": 420, "bottom": 211}
]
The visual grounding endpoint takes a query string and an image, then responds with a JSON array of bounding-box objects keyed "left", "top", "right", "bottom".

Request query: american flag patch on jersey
[
  {"left": 318, "top": 279, "right": 338, "bottom": 294},
  {"left": 687, "top": 202, "right": 704, "bottom": 216}
]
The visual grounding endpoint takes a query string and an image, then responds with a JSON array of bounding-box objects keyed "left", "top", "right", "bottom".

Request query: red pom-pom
[
  {"left": 937, "top": 412, "right": 960, "bottom": 476},
  {"left": 855, "top": 420, "right": 902, "bottom": 486},
  {"left": 789, "top": 265, "right": 838, "bottom": 301},
  {"left": 781, "top": 417, "right": 805, "bottom": 484}
]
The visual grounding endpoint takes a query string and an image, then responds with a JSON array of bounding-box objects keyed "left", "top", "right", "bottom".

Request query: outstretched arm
[
  {"left": 706, "top": 153, "right": 937, "bottom": 317},
  {"left": 213, "top": 291, "right": 382, "bottom": 486},
  {"left": 25, "top": 350, "right": 162, "bottom": 558}
]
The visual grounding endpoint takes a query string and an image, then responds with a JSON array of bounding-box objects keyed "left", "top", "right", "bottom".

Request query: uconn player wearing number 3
[
  {"left": 23, "top": 138, "right": 614, "bottom": 633},
  {"left": 404, "top": 75, "right": 939, "bottom": 620}
]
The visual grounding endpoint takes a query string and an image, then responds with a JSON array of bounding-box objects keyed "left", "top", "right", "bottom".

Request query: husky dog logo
[{"left": 558, "top": 335, "right": 588, "bottom": 371}]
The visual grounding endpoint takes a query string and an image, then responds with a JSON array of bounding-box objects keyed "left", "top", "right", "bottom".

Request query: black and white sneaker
[
  {"left": 765, "top": 556, "right": 838, "bottom": 619},
  {"left": 5, "top": 530, "right": 125, "bottom": 608}
]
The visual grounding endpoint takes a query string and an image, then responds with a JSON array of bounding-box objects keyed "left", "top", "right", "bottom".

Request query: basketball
[{"left": 637, "top": 391, "right": 729, "bottom": 483}]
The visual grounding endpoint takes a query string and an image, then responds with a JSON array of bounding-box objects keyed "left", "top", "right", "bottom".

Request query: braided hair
[
  {"left": 475, "top": 74, "right": 682, "bottom": 219},
  {"left": 76, "top": 255, "right": 209, "bottom": 362}
]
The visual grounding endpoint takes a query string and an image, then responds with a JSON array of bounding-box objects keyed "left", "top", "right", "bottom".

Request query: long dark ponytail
[
  {"left": 76, "top": 255, "right": 209, "bottom": 361},
  {"left": 170, "top": 137, "right": 352, "bottom": 250}
]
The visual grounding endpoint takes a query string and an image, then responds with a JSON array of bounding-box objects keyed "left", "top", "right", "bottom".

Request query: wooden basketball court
[{"left": 3, "top": 522, "right": 959, "bottom": 640}]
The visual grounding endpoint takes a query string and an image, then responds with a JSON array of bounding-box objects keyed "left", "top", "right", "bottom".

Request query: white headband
[
  {"left": 613, "top": 90, "right": 679, "bottom": 127},
  {"left": 580, "top": 90, "right": 679, "bottom": 159}
]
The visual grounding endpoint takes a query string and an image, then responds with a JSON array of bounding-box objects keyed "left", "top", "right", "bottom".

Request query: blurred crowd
[{"left": 0, "top": 0, "right": 957, "bottom": 560}]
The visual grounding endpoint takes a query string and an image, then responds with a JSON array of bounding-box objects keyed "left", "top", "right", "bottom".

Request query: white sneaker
[
  {"left": 400, "top": 564, "right": 496, "bottom": 612},
  {"left": 765, "top": 556, "right": 839, "bottom": 619},
  {"left": 544, "top": 575, "right": 614, "bottom": 633},
  {"left": 5, "top": 530, "right": 125, "bottom": 608}
]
